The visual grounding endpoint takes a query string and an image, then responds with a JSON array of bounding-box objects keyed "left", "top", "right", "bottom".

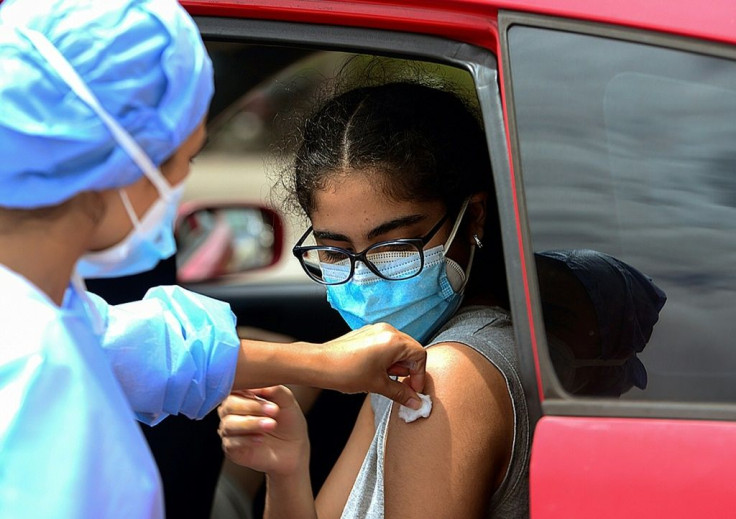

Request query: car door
[{"left": 498, "top": 10, "right": 736, "bottom": 518}]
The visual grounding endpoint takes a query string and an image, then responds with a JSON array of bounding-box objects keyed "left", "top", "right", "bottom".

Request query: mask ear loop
[
  {"left": 15, "top": 25, "right": 174, "bottom": 201},
  {"left": 442, "top": 198, "right": 471, "bottom": 250},
  {"left": 442, "top": 198, "right": 475, "bottom": 293},
  {"left": 118, "top": 189, "right": 142, "bottom": 230}
]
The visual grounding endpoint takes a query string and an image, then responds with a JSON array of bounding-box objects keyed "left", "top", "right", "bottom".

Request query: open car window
[{"left": 186, "top": 43, "right": 479, "bottom": 285}]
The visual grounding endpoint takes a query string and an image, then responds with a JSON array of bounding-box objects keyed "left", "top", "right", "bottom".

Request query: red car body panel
[
  {"left": 185, "top": 0, "right": 502, "bottom": 49},
  {"left": 532, "top": 416, "right": 736, "bottom": 518},
  {"left": 183, "top": 0, "right": 736, "bottom": 47}
]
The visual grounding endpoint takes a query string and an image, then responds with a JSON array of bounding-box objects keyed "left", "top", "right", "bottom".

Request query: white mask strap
[
  {"left": 443, "top": 198, "right": 471, "bottom": 250},
  {"left": 443, "top": 198, "right": 476, "bottom": 293},
  {"left": 16, "top": 25, "right": 173, "bottom": 199},
  {"left": 118, "top": 189, "right": 142, "bottom": 228}
]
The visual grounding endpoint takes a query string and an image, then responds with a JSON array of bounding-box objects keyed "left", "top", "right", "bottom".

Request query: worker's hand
[
  {"left": 320, "top": 323, "right": 427, "bottom": 410},
  {"left": 218, "top": 387, "right": 309, "bottom": 476}
]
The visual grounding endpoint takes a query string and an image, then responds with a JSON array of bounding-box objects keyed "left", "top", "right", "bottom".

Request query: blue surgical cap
[{"left": 0, "top": 0, "right": 213, "bottom": 208}]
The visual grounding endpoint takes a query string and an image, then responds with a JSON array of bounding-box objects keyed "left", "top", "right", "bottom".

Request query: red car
[{"left": 177, "top": 1, "right": 736, "bottom": 517}]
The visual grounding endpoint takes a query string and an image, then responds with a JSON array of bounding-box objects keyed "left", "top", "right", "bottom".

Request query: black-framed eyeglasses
[{"left": 292, "top": 213, "right": 449, "bottom": 285}]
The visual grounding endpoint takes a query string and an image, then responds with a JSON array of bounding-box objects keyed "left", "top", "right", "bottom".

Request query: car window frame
[
  {"left": 499, "top": 10, "right": 736, "bottom": 421},
  {"left": 194, "top": 15, "right": 543, "bottom": 423}
]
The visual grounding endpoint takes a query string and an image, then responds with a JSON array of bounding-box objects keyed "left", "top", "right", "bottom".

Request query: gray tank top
[{"left": 340, "top": 306, "right": 530, "bottom": 518}]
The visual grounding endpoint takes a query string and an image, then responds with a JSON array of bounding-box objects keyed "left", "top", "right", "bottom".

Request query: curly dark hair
[{"left": 291, "top": 81, "right": 492, "bottom": 215}]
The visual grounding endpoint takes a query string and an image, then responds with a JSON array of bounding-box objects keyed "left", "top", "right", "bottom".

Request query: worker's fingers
[
  {"left": 321, "top": 323, "right": 427, "bottom": 400},
  {"left": 374, "top": 376, "right": 423, "bottom": 410},
  {"left": 379, "top": 325, "right": 427, "bottom": 394},
  {"left": 362, "top": 322, "right": 427, "bottom": 395},
  {"left": 387, "top": 357, "right": 426, "bottom": 394}
]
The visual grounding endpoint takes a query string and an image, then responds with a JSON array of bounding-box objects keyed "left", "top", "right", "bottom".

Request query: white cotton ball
[{"left": 398, "top": 393, "right": 432, "bottom": 423}]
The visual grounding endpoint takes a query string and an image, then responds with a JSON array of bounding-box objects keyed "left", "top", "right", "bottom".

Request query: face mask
[
  {"left": 325, "top": 200, "right": 475, "bottom": 343},
  {"left": 76, "top": 182, "right": 185, "bottom": 278},
  {"left": 17, "top": 25, "right": 186, "bottom": 279}
]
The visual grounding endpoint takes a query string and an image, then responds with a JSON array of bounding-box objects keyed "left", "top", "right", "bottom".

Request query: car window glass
[{"left": 508, "top": 26, "right": 736, "bottom": 403}]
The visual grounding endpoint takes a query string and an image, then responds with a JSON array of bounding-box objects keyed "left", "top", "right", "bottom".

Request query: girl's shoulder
[
  {"left": 429, "top": 304, "right": 518, "bottom": 374},
  {"left": 436, "top": 304, "right": 513, "bottom": 337},
  {"left": 376, "top": 326, "right": 517, "bottom": 518}
]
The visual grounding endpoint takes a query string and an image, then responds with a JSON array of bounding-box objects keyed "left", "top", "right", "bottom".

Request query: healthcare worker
[{"left": 0, "top": 0, "right": 426, "bottom": 517}]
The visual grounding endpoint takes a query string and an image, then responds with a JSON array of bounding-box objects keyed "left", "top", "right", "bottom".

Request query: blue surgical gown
[{"left": 0, "top": 265, "right": 240, "bottom": 518}]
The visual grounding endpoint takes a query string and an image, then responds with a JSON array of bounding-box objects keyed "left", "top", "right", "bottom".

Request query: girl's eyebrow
[
  {"left": 366, "top": 214, "right": 425, "bottom": 240},
  {"left": 312, "top": 229, "right": 350, "bottom": 241},
  {"left": 312, "top": 214, "right": 427, "bottom": 243}
]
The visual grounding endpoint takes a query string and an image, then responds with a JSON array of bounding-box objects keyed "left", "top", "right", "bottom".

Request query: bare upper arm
[
  {"left": 315, "top": 396, "right": 376, "bottom": 519},
  {"left": 383, "top": 342, "right": 514, "bottom": 519}
]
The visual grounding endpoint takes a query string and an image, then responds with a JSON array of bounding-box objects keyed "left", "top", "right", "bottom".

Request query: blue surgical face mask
[
  {"left": 324, "top": 201, "right": 475, "bottom": 343},
  {"left": 76, "top": 180, "right": 184, "bottom": 279}
]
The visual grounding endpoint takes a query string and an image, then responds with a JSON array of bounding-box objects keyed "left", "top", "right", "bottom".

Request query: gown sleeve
[{"left": 89, "top": 285, "right": 240, "bottom": 425}]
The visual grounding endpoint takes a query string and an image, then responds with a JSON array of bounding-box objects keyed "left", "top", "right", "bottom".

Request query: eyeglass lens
[{"left": 298, "top": 242, "right": 423, "bottom": 283}]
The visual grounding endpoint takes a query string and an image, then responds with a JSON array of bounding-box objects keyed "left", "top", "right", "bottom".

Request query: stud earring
[{"left": 473, "top": 234, "right": 483, "bottom": 249}]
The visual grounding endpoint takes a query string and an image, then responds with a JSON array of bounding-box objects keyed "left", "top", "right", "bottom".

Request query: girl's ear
[{"left": 466, "top": 192, "right": 488, "bottom": 243}]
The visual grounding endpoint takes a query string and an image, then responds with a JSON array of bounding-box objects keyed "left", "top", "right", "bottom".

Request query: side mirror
[{"left": 175, "top": 202, "right": 284, "bottom": 284}]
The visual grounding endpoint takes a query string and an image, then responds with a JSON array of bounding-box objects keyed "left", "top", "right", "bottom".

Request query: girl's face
[{"left": 309, "top": 170, "right": 479, "bottom": 264}]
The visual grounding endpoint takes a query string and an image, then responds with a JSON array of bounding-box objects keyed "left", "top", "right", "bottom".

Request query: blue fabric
[
  {"left": 76, "top": 184, "right": 185, "bottom": 279},
  {"left": 0, "top": 0, "right": 213, "bottom": 208},
  {"left": 0, "top": 266, "right": 239, "bottom": 517},
  {"left": 91, "top": 285, "right": 240, "bottom": 425},
  {"left": 325, "top": 246, "right": 463, "bottom": 344},
  {"left": 0, "top": 265, "right": 163, "bottom": 518}
]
